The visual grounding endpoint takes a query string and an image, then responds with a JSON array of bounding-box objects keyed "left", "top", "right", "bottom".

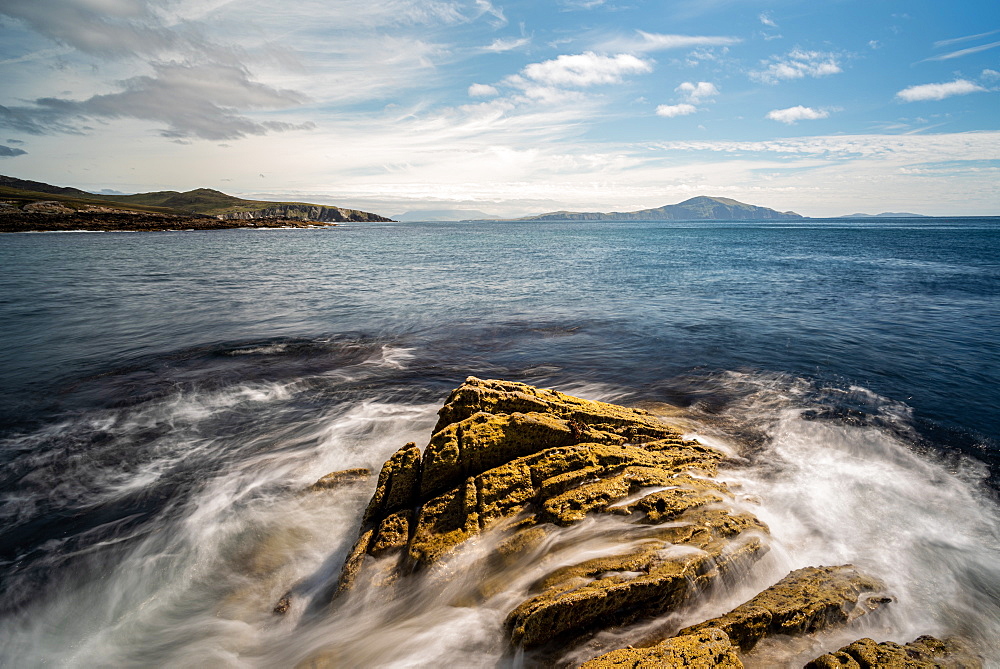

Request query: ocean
[{"left": 0, "top": 218, "right": 998, "bottom": 666}]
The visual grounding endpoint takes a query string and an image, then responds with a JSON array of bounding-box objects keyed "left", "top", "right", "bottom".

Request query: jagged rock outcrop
[
  {"left": 218, "top": 204, "right": 390, "bottom": 223},
  {"left": 805, "top": 635, "right": 982, "bottom": 668},
  {"left": 331, "top": 377, "right": 768, "bottom": 650}
]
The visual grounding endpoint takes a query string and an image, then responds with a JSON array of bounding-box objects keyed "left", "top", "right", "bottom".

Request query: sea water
[{"left": 0, "top": 219, "right": 997, "bottom": 666}]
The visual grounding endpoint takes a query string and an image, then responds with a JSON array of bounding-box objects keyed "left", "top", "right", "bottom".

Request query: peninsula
[{"left": 0, "top": 175, "right": 392, "bottom": 232}]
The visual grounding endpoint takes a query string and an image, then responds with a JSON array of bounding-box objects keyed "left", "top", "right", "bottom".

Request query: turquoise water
[{"left": 1, "top": 219, "right": 998, "bottom": 665}]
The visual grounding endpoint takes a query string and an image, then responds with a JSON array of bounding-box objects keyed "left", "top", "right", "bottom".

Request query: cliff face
[{"left": 217, "top": 204, "right": 391, "bottom": 223}]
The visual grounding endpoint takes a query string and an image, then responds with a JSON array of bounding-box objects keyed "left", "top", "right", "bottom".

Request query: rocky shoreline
[
  {"left": 297, "top": 378, "right": 981, "bottom": 667},
  {"left": 0, "top": 210, "right": 341, "bottom": 232}
]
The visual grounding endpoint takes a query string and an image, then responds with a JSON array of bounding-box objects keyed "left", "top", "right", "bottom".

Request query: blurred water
[{"left": 0, "top": 219, "right": 998, "bottom": 666}]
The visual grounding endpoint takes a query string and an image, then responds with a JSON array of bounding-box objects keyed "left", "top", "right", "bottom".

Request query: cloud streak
[
  {"left": 924, "top": 40, "right": 1000, "bottom": 61},
  {"left": 600, "top": 31, "right": 740, "bottom": 53}
]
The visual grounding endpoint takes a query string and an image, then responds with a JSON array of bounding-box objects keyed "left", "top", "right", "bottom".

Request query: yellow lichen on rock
[
  {"left": 805, "top": 635, "right": 983, "bottom": 668},
  {"left": 678, "top": 565, "right": 889, "bottom": 652},
  {"left": 580, "top": 628, "right": 744, "bottom": 668}
]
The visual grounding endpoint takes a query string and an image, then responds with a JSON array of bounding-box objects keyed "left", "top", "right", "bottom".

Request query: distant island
[
  {"left": 837, "top": 212, "right": 929, "bottom": 218},
  {"left": 510, "top": 196, "right": 803, "bottom": 221},
  {"left": 0, "top": 175, "right": 391, "bottom": 232}
]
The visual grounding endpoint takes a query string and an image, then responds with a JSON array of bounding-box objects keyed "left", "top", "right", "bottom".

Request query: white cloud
[
  {"left": 759, "top": 12, "right": 778, "bottom": 28},
  {"left": 600, "top": 31, "right": 740, "bottom": 53},
  {"left": 468, "top": 83, "right": 499, "bottom": 97},
  {"left": 750, "top": 50, "right": 842, "bottom": 84},
  {"left": 896, "top": 79, "right": 987, "bottom": 102},
  {"left": 521, "top": 52, "right": 652, "bottom": 87},
  {"left": 766, "top": 105, "right": 829, "bottom": 124},
  {"left": 481, "top": 36, "right": 530, "bottom": 53},
  {"left": 656, "top": 103, "right": 696, "bottom": 118},
  {"left": 676, "top": 81, "right": 718, "bottom": 103},
  {"left": 983, "top": 69, "right": 1000, "bottom": 80}
]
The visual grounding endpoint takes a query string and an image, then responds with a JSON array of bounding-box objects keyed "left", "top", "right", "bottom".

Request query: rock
[
  {"left": 309, "top": 468, "right": 370, "bottom": 491},
  {"left": 580, "top": 628, "right": 743, "bottom": 668},
  {"left": 335, "top": 378, "right": 768, "bottom": 650},
  {"left": 805, "top": 635, "right": 982, "bottom": 668},
  {"left": 678, "top": 565, "right": 890, "bottom": 652}
]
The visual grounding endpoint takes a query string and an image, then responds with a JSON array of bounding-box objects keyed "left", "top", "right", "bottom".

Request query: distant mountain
[
  {"left": 393, "top": 209, "right": 500, "bottom": 222},
  {"left": 515, "top": 196, "right": 803, "bottom": 221},
  {"left": 838, "top": 212, "right": 929, "bottom": 218},
  {"left": 0, "top": 175, "right": 391, "bottom": 222}
]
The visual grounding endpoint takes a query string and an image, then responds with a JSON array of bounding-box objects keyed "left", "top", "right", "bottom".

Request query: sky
[{"left": 0, "top": 0, "right": 997, "bottom": 218}]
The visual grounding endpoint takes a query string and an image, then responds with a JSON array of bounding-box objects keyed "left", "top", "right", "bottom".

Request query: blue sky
[{"left": 0, "top": 0, "right": 997, "bottom": 217}]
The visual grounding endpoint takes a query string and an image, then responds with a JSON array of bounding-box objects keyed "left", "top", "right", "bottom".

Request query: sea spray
[
  {"left": 1, "top": 370, "right": 997, "bottom": 667},
  {"left": 681, "top": 372, "right": 1000, "bottom": 665}
]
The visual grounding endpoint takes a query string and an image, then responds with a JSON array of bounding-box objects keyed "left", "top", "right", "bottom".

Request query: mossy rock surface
[
  {"left": 805, "top": 635, "right": 983, "bottom": 669},
  {"left": 335, "top": 377, "right": 768, "bottom": 649}
]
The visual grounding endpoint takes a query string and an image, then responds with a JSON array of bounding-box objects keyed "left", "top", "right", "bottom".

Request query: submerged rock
[
  {"left": 805, "top": 635, "right": 983, "bottom": 668},
  {"left": 334, "top": 377, "right": 768, "bottom": 649},
  {"left": 309, "top": 468, "right": 371, "bottom": 491}
]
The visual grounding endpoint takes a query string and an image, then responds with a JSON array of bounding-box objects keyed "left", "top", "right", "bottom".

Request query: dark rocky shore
[
  {"left": 0, "top": 210, "right": 340, "bottom": 233},
  {"left": 300, "top": 378, "right": 981, "bottom": 667}
]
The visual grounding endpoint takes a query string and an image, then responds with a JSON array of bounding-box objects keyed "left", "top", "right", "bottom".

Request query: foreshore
[{"left": 0, "top": 212, "right": 339, "bottom": 233}]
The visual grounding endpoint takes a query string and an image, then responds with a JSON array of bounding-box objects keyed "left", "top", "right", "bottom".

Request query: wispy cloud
[
  {"left": 599, "top": 30, "right": 740, "bottom": 53},
  {"left": 655, "top": 103, "right": 696, "bottom": 118},
  {"left": 896, "top": 79, "right": 987, "bottom": 102},
  {"left": 480, "top": 36, "right": 531, "bottom": 53},
  {"left": 520, "top": 52, "right": 652, "bottom": 87},
  {"left": 766, "top": 106, "right": 830, "bottom": 124},
  {"left": 750, "top": 50, "right": 842, "bottom": 84},
  {"left": 759, "top": 12, "right": 778, "bottom": 28}
]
